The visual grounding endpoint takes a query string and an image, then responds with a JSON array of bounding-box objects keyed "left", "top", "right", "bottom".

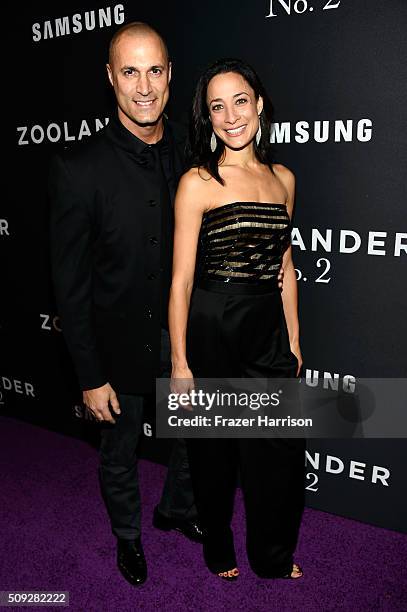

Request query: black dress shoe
[
  {"left": 153, "top": 506, "right": 204, "bottom": 543},
  {"left": 117, "top": 538, "right": 147, "bottom": 586}
]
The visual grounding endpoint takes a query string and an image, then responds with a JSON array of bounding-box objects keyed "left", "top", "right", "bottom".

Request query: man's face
[{"left": 107, "top": 32, "right": 171, "bottom": 131}]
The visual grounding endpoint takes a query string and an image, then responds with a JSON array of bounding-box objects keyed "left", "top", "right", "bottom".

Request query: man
[{"left": 49, "top": 22, "right": 202, "bottom": 587}]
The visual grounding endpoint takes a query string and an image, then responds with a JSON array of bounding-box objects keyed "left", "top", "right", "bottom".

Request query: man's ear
[
  {"left": 106, "top": 64, "right": 113, "bottom": 87},
  {"left": 168, "top": 61, "right": 172, "bottom": 83}
]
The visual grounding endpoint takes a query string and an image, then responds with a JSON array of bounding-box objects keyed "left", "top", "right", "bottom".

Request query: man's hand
[
  {"left": 83, "top": 383, "right": 121, "bottom": 423},
  {"left": 278, "top": 265, "right": 284, "bottom": 290}
]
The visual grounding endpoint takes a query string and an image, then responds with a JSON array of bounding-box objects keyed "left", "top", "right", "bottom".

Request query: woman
[{"left": 169, "top": 58, "right": 305, "bottom": 580}]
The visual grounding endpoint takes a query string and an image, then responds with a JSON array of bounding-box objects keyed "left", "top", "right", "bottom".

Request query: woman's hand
[
  {"left": 170, "top": 365, "right": 195, "bottom": 410},
  {"left": 290, "top": 342, "right": 303, "bottom": 377},
  {"left": 277, "top": 264, "right": 284, "bottom": 290}
]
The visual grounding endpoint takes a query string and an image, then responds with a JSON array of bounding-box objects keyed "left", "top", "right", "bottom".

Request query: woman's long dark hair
[{"left": 186, "top": 58, "right": 274, "bottom": 185}]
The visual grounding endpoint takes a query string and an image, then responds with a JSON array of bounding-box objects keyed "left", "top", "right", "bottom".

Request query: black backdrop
[{"left": 2, "top": 0, "right": 406, "bottom": 532}]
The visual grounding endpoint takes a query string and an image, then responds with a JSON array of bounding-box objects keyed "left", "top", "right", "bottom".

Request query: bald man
[{"left": 49, "top": 22, "right": 202, "bottom": 586}]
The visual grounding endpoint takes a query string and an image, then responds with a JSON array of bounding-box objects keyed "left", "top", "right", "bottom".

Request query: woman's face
[{"left": 207, "top": 71, "right": 263, "bottom": 150}]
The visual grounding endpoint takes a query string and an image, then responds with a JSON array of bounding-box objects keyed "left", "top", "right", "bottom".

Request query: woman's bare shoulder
[
  {"left": 272, "top": 163, "right": 295, "bottom": 183},
  {"left": 272, "top": 164, "right": 296, "bottom": 201},
  {"left": 176, "top": 167, "right": 214, "bottom": 213},
  {"left": 179, "top": 166, "right": 213, "bottom": 187}
]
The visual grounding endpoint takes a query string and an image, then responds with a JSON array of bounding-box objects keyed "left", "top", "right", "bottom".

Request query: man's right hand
[{"left": 83, "top": 383, "right": 121, "bottom": 423}]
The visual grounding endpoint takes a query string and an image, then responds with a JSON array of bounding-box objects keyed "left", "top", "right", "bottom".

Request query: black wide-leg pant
[{"left": 186, "top": 282, "right": 305, "bottom": 576}]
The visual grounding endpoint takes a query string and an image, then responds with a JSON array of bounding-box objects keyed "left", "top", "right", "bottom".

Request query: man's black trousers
[{"left": 98, "top": 329, "right": 196, "bottom": 539}]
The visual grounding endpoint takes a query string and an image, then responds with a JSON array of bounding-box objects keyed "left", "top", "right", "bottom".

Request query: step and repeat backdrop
[{"left": 2, "top": 1, "right": 406, "bottom": 532}]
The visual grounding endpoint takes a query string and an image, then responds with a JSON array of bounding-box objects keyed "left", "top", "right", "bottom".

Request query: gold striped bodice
[{"left": 197, "top": 202, "right": 291, "bottom": 285}]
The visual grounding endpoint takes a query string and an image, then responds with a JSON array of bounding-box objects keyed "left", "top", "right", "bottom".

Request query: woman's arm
[
  {"left": 274, "top": 165, "right": 302, "bottom": 375},
  {"left": 281, "top": 245, "right": 301, "bottom": 366},
  {"left": 169, "top": 170, "right": 206, "bottom": 389}
]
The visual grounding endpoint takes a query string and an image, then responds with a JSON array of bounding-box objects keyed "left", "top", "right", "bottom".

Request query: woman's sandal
[
  {"left": 217, "top": 567, "right": 240, "bottom": 581},
  {"left": 282, "top": 563, "right": 303, "bottom": 579}
]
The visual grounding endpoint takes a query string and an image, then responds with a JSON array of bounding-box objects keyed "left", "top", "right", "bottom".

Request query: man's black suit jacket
[{"left": 49, "top": 116, "right": 186, "bottom": 394}]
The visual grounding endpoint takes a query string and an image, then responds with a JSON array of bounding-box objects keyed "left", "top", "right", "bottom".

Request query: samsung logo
[
  {"left": 271, "top": 119, "right": 373, "bottom": 143},
  {"left": 73, "top": 405, "right": 153, "bottom": 435},
  {"left": 32, "top": 4, "right": 125, "bottom": 42}
]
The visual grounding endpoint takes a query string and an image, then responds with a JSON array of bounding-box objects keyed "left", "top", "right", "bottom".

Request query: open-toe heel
[
  {"left": 204, "top": 528, "right": 238, "bottom": 581},
  {"left": 217, "top": 567, "right": 240, "bottom": 581},
  {"left": 282, "top": 563, "right": 303, "bottom": 579}
]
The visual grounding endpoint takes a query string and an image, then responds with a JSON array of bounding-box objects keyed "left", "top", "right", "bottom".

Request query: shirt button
[
  {"left": 148, "top": 273, "right": 156, "bottom": 280},
  {"left": 146, "top": 309, "right": 153, "bottom": 319},
  {"left": 144, "top": 344, "right": 152, "bottom": 352},
  {"left": 149, "top": 236, "right": 158, "bottom": 246},
  {"left": 148, "top": 199, "right": 157, "bottom": 207}
]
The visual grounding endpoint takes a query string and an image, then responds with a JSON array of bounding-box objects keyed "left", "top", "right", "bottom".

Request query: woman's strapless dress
[
  {"left": 187, "top": 201, "right": 299, "bottom": 378},
  {"left": 185, "top": 202, "right": 305, "bottom": 578}
]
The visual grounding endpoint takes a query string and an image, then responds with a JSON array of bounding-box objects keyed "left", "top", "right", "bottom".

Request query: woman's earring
[
  {"left": 210, "top": 132, "right": 217, "bottom": 153},
  {"left": 255, "top": 121, "right": 262, "bottom": 146}
]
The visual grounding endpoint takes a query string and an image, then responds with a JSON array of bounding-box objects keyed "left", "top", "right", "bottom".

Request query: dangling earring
[
  {"left": 210, "top": 131, "right": 217, "bottom": 153},
  {"left": 255, "top": 119, "right": 262, "bottom": 146}
]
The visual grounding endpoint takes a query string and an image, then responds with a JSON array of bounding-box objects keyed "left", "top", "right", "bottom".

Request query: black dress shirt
[{"left": 110, "top": 117, "right": 176, "bottom": 329}]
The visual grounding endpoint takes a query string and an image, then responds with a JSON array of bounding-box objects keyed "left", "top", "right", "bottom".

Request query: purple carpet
[{"left": 1, "top": 417, "right": 406, "bottom": 612}]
